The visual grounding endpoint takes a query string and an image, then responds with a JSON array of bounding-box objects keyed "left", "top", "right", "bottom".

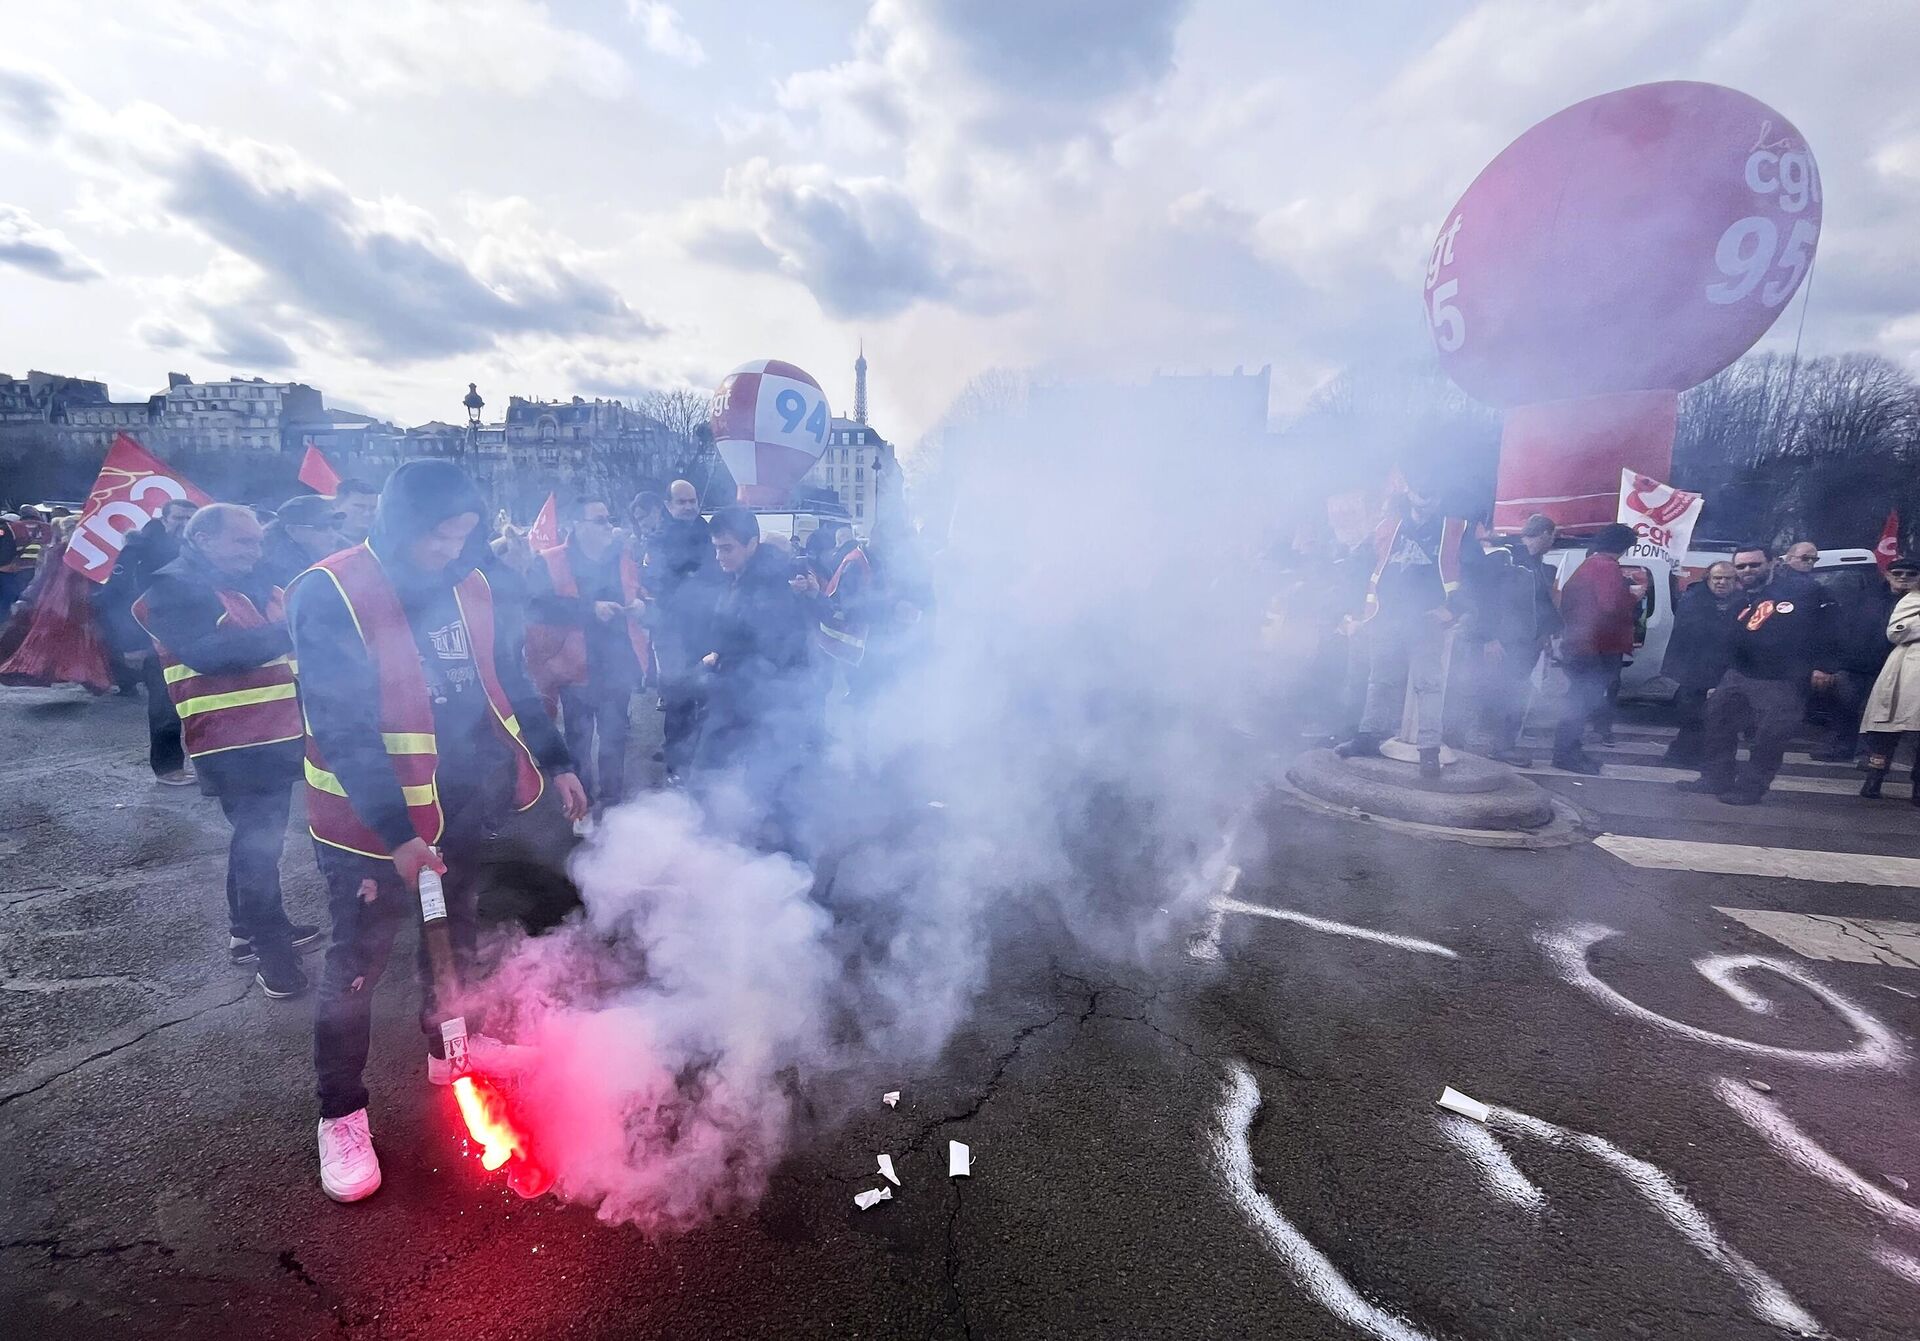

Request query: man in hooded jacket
[{"left": 289, "top": 460, "right": 586, "bottom": 1204}]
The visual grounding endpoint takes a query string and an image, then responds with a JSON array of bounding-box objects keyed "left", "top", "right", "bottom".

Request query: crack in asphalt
[
  {"left": 0, "top": 982, "right": 254, "bottom": 1108},
  {"left": 1809, "top": 914, "right": 1920, "bottom": 970},
  {"left": 1, "top": 1234, "right": 173, "bottom": 1262}
]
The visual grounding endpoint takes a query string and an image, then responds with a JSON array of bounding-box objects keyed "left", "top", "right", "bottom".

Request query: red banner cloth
[{"left": 63, "top": 434, "right": 212, "bottom": 584}]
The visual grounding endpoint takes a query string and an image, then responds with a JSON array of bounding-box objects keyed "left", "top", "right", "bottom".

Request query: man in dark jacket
[
  {"left": 1662, "top": 561, "right": 1740, "bottom": 766},
  {"left": 643, "top": 479, "right": 722, "bottom": 776},
  {"left": 1552, "top": 523, "right": 1645, "bottom": 774},
  {"left": 103, "top": 497, "right": 200, "bottom": 782},
  {"left": 527, "top": 496, "right": 646, "bottom": 809},
  {"left": 693, "top": 506, "right": 816, "bottom": 849},
  {"left": 1467, "top": 513, "right": 1562, "bottom": 764},
  {"left": 290, "top": 460, "right": 586, "bottom": 1204},
  {"left": 1680, "top": 543, "right": 1838, "bottom": 804},
  {"left": 259, "top": 494, "right": 348, "bottom": 591},
  {"left": 1813, "top": 566, "right": 1903, "bottom": 761},
  {"left": 134, "top": 503, "right": 320, "bottom": 996}
]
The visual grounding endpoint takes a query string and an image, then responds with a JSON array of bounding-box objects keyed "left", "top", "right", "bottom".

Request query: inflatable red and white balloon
[
  {"left": 1426, "top": 81, "right": 1821, "bottom": 528},
  {"left": 709, "top": 360, "right": 832, "bottom": 508}
]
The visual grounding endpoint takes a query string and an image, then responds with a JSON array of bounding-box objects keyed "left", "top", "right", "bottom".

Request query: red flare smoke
[{"left": 452, "top": 1073, "right": 553, "bottom": 1198}]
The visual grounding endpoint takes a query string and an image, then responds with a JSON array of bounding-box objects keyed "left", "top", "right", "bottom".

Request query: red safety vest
[
  {"left": 131, "top": 586, "right": 303, "bottom": 759},
  {"left": 1362, "top": 514, "right": 1467, "bottom": 619},
  {"left": 0, "top": 518, "right": 51, "bottom": 573},
  {"left": 298, "top": 544, "right": 543, "bottom": 860},
  {"left": 815, "top": 546, "right": 871, "bottom": 665},
  {"left": 525, "top": 540, "right": 651, "bottom": 696}
]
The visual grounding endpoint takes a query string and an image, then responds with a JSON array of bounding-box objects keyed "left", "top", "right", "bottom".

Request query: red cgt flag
[
  {"left": 299, "top": 439, "right": 342, "bottom": 493},
  {"left": 1875, "top": 510, "right": 1901, "bottom": 574},
  {"left": 64, "top": 434, "right": 213, "bottom": 584},
  {"left": 530, "top": 493, "right": 559, "bottom": 552}
]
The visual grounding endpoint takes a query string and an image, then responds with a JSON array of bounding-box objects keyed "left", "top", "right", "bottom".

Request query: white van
[{"left": 1539, "top": 541, "right": 1878, "bottom": 700}]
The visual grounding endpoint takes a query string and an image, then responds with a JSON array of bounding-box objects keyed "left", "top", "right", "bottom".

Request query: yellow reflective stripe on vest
[
  {"left": 303, "top": 757, "right": 436, "bottom": 807},
  {"left": 175, "top": 681, "right": 299, "bottom": 719},
  {"left": 380, "top": 732, "right": 436, "bottom": 753},
  {"left": 165, "top": 653, "right": 293, "bottom": 687}
]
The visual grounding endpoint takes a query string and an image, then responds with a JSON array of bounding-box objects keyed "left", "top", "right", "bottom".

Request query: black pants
[
  {"left": 1665, "top": 686, "right": 1711, "bottom": 765},
  {"left": 1700, "top": 669, "right": 1807, "bottom": 793},
  {"left": 143, "top": 655, "right": 184, "bottom": 775},
  {"left": 1823, "top": 670, "right": 1876, "bottom": 757},
  {"left": 215, "top": 785, "right": 297, "bottom": 957},
  {"left": 1554, "top": 655, "right": 1620, "bottom": 760},
  {"left": 312, "top": 787, "right": 494, "bottom": 1120},
  {"left": 560, "top": 679, "right": 633, "bottom": 808},
  {"left": 1863, "top": 730, "right": 1919, "bottom": 772}
]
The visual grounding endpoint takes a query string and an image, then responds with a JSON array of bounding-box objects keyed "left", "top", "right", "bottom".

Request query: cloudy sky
[{"left": 1, "top": 0, "right": 1915, "bottom": 444}]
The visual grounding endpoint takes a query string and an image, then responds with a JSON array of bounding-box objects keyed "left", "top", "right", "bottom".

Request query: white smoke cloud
[{"left": 475, "top": 370, "right": 1289, "bottom": 1230}]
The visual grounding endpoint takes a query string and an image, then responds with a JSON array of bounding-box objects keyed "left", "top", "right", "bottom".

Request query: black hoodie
[{"left": 288, "top": 461, "right": 569, "bottom": 851}]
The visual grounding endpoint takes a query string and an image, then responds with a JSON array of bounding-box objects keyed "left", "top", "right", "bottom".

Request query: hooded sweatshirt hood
[{"left": 370, "top": 460, "right": 490, "bottom": 594}]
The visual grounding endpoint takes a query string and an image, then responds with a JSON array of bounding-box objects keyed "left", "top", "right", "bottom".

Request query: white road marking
[
  {"left": 1715, "top": 1078, "right": 1920, "bottom": 1230},
  {"left": 1436, "top": 1114, "right": 1544, "bottom": 1209},
  {"left": 1521, "top": 761, "right": 1911, "bottom": 797},
  {"left": 1537, "top": 924, "right": 1907, "bottom": 1071},
  {"left": 1189, "top": 896, "right": 1459, "bottom": 963},
  {"left": 1597, "top": 833, "right": 1920, "bottom": 889},
  {"left": 1874, "top": 1245, "right": 1920, "bottom": 1288},
  {"left": 1713, "top": 909, "right": 1920, "bottom": 970},
  {"left": 1490, "top": 1105, "right": 1822, "bottom": 1336},
  {"left": 1211, "top": 1065, "right": 1440, "bottom": 1341},
  {"left": 1572, "top": 739, "right": 1859, "bottom": 768}
]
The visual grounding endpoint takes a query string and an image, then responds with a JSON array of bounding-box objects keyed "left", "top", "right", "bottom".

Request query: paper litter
[
  {"left": 1437, "top": 1086, "right": 1491, "bottom": 1123},
  {"left": 949, "top": 1141, "right": 971, "bottom": 1177},
  {"left": 878, "top": 1154, "right": 899, "bottom": 1186},
  {"left": 854, "top": 1187, "right": 893, "bottom": 1211}
]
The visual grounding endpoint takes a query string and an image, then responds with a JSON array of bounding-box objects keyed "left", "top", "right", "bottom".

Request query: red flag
[
  {"left": 1875, "top": 510, "right": 1901, "bottom": 574},
  {"left": 63, "top": 434, "right": 213, "bottom": 584},
  {"left": 298, "top": 439, "right": 342, "bottom": 493},
  {"left": 531, "top": 493, "right": 559, "bottom": 552}
]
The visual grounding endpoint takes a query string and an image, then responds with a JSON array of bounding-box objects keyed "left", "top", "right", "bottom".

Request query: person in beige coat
[{"left": 1859, "top": 554, "right": 1920, "bottom": 801}]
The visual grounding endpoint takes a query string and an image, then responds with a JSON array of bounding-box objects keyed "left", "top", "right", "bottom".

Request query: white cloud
[
  {"left": 0, "top": 203, "right": 103, "bottom": 282},
  {"left": 165, "top": 0, "right": 630, "bottom": 100},
  {"left": 682, "top": 158, "right": 1023, "bottom": 320},
  {"left": 630, "top": 1, "right": 707, "bottom": 67}
]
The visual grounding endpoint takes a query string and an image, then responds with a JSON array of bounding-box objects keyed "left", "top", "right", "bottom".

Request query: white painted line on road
[
  {"left": 1597, "top": 834, "right": 1920, "bottom": 889},
  {"left": 1490, "top": 1105, "right": 1822, "bottom": 1336},
  {"left": 1189, "top": 896, "right": 1458, "bottom": 963},
  {"left": 1437, "top": 1114, "right": 1544, "bottom": 1209},
  {"left": 1536, "top": 924, "right": 1907, "bottom": 1071},
  {"left": 1874, "top": 1246, "right": 1920, "bottom": 1288},
  {"left": 1714, "top": 1078, "right": 1920, "bottom": 1230},
  {"left": 1522, "top": 762, "right": 1911, "bottom": 797},
  {"left": 1212, "top": 1065, "right": 1439, "bottom": 1341},
  {"left": 1713, "top": 909, "right": 1920, "bottom": 970},
  {"left": 1573, "top": 739, "right": 1861, "bottom": 769}
]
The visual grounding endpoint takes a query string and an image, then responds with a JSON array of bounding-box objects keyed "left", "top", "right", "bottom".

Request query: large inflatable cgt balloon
[
  {"left": 709, "top": 359, "right": 832, "bottom": 508},
  {"left": 1425, "top": 81, "right": 1820, "bottom": 529}
]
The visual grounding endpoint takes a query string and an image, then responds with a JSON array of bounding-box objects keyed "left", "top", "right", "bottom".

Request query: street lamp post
[{"left": 462, "top": 381, "right": 487, "bottom": 501}]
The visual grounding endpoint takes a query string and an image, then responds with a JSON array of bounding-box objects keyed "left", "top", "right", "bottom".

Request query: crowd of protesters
[
  {"left": 0, "top": 461, "right": 934, "bottom": 1202},
  {"left": 1301, "top": 487, "right": 1920, "bottom": 808}
]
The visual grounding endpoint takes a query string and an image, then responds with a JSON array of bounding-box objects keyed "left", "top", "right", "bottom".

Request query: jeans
[
  {"left": 1699, "top": 668, "right": 1807, "bottom": 793},
  {"left": 311, "top": 785, "right": 496, "bottom": 1120},
  {"left": 1554, "top": 654, "right": 1621, "bottom": 761},
  {"left": 560, "top": 679, "right": 634, "bottom": 808},
  {"left": 215, "top": 786, "right": 296, "bottom": 958},
  {"left": 143, "top": 655, "right": 184, "bottom": 775},
  {"left": 1479, "top": 640, "right": 1542, "bottom": 753},
  {"left": 1359, "top": 619, "right": 1451, "bottom": 750}
]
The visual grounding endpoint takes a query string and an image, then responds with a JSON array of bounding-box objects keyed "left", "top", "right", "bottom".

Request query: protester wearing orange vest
[
  {"left": 132, "top": 504, "right": 321, "bottom": 998},
  {"left": 526, "top": 496, "right": 649, "bottom": 811},
  {"left": 289, "top": 461, "right": 586, "bottom": 1203}
]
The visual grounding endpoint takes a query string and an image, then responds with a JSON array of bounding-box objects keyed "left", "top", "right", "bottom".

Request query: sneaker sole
[
  {"left": 256, "top": 975, "right": 309, "bottom": 999},
  {"left": 321, "top": 1170, "right": 382, "bottom": 1203}
]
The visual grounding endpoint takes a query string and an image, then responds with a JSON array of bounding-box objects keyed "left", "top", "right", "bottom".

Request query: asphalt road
[{"left": 4, "top": 685, "right": 1919, "bottom": 1340}]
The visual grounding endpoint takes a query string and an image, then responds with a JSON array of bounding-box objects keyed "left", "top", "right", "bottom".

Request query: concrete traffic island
[{"left": 1285, "top": 748, "right": 1571, "bottom": 842}]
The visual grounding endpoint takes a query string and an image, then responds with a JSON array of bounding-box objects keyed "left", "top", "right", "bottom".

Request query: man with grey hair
[
  {"left": 133, "top": 502, "right": 317, "bottom": 996},
  {"left": 643, "top": 478, "right": 721, "bottom": 777}
]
